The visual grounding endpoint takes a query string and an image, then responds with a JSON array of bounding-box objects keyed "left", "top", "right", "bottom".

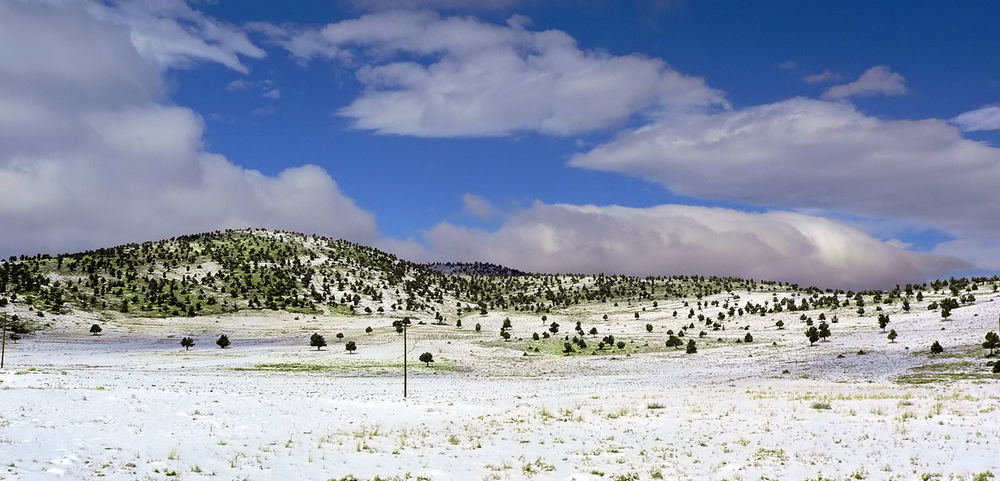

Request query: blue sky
[
  {"left": 176, "top": 0, "right": 1000, "bottom": 242},
  {"left": 2, "top": 0, "right": 1000, "bottom": 288}
]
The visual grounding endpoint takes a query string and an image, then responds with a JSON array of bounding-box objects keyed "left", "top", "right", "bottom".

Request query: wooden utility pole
[
  {"left": 1, "top": 314, "right": 7, "bottom": 369},
  {"left": 402, "top": 321, "right": 408, "bottom": 398}
]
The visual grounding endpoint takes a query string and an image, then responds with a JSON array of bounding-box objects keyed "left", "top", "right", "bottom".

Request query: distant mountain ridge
[{"left": 422, "top": 262, "right": 527, "bottom": 276}]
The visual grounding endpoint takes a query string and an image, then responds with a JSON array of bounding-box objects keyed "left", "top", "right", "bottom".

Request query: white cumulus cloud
[
  {"left": 260, "top": 11, "right": 726, "bottom": 137},
  {"left": 570, "top": 97, "right": 1000, "bottom": 242},
  {"left": 0, "top": 0, "right": 376, "bottom": 257},
  {"left": 404, "top": 203, "right": 963, "bottom": 289}
]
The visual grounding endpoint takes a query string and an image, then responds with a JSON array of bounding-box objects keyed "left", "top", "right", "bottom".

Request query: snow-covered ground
[{"left": 2, "top": 289, "right": 999, "bottom": 480}]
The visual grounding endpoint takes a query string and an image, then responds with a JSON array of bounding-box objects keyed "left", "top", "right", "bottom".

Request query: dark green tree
[
  {"left": 805, "top": 326, "right": 819, "bottom": 346},
  {"left": 982, "top": 331, "right": 998, "bottom": 356},
  {"left": 818, "top": 321, "right": 831, "bottom": 341},
  {"left": 180, "top": 337, "right": 195, "bottom": 350},
  {"left": 216, "top": 334, "right": 230, "bottom": 349},
  {"left": 419, "top": 352, "right": 434, "bottom": 366},
  {"left": 310, "top": 333, "right": 327, "bottom": 350}
]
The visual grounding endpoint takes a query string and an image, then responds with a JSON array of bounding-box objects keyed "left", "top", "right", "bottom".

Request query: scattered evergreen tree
[
  {"left": 888, "top": 329, "right": 898, "bottom": 343},
  {"left": 775, "top": 320, "right": 784, "bottom": 330},
  {"left": 365, "top": 326, "right": 373, "bottom": 334},
  {"left": 818, "top": 321, "right": 831, "bottom": 341},
  {"left": 216, "top": 334, "right": 230, "bottom": 349},
  {"left": 665, "top": 335, "right": 682, "bottom": 348},
  {"left": 805, "top": 326, "right": 819, "bottom": 346},
  {"left": 930, "top": 340, "right": 944, "bottom": 354},
  {"left": 878, "top": 314, "right": 890, "bottom": 332},
  {"left": 310, "top": 333, "right": 327, "bottom": 350},
  {"left": 744, "top": 332, "right": 753, "bottom": 343},
  {"left": 982, "top": 331, "right": 999, "bottom": 356},
  {"left": 336, "top": 332, "right": 344, "bottom": 341},
  {"left": 89, "top": 324, "right": 102, "bottom": 336},
  {"left": 180, "top": 337, "right": 195, "bottom": 350},
  {"left": 419, "top": 352, "right": 434, "bottom": 366},
  {"left": 685, "top": 339, "right": 697, "bottom": 354},
  {"left": 646, "top": 323, "right": 653, "bottom": 333},
  {"left": 475, "top": 323, "right": 482, "bottom": 332},
  {"left": 346, "top": 340, "right": 357, "bottom": 353}
]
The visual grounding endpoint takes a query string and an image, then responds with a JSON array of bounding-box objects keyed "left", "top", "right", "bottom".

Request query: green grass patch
[{"left": 897, "top": 372, "right": 1000, "bottom": 384}]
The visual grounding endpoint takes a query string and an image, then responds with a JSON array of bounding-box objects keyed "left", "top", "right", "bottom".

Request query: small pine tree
[
  {"left": 878, "top": 314, "right": 890, "bottom": 332},
  {"left": 646, "top": 323, "right": 653, "bottom": 333},
  {"left": 456, "top": 319, "right": 462, "bottom": 328},
  {"left": 982, "top": 331, "right": 999, "bottom": 356},
  {"left": 805, "top": 326, "right": 819, "bottom": 346},
  {"left": 775, "top": 320, "right": 784, "bottom": 330},
  {"left": 993, "top": 362, "right": 1000, "bottom": 374},
  {"left": 887, "top": 329, "right": 897, "bottom": 343},
  {"left": 216, "top": 334, "right": 230, "bottom": 349},
  {"left": 685, "top": 339, "right": 697, "bottom": 354},
  {"left": 419, "top": 352, "right": 434, "bottom": 366},
  {"left": 345, "top": 340, "right": 357, "bottom": 353},
  {"left": 818, "top": 322, "right": 831, "bottom": 341},
  {"left": 475, "top": 323, "right": 482, "bottom": 332},
  {"left": 930, "top": 340, "right": 944, "bottom": 354},
  {"left": 744, "top": 332, "right": 753, "bottom": 343},
  {"left": 336, "top": 332, "right": 344, "bottom": 341},
  {"left": 180, "top": 337, "right": 195, "bottom": 350},
  {"left": 90, "top": 324, "right": 102, "bottom": 336},
  {"left": 310, "top": 333, "right": 327, "bottom": 350}
]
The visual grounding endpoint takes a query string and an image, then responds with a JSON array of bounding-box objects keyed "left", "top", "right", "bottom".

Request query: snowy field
[{"left": 2, "top": 289, "right": 999, "bottom": 480}]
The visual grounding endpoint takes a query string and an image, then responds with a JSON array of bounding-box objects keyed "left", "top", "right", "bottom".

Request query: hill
[{"left": 0, "top": 229, "right": 757, "bottom": 322}]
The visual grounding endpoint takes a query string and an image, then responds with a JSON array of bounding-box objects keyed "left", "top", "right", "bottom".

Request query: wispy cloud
[
  {"left": 821, "top": 65, "right": 907, "bottom": 99},
  {"left": 951, "top": 105, "right": 1000, "bottom": 132},
  {"left": 803, "top": 70, "right": 840, "bottom": 84}
]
